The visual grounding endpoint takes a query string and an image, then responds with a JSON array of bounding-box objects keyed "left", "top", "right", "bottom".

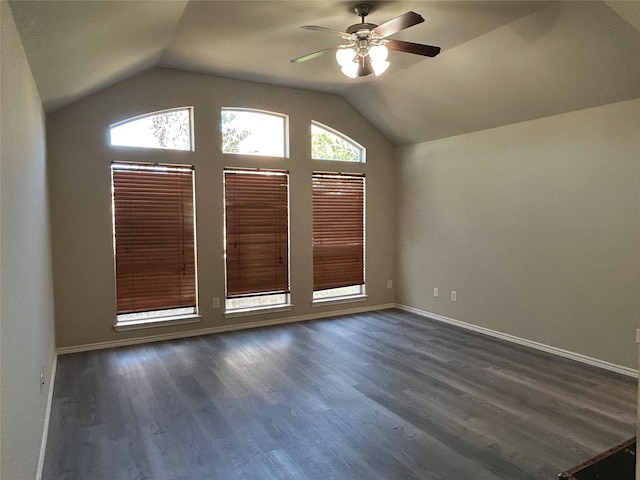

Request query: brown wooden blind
[
  {"left": 224, "top": 169, "right": 289, "bottom": 298},
  {"left": 112, "top": 163, "right": 196, "bottom": 314},
  {"left": 312, "top": 172, "right": 365, "bottom": 291}
]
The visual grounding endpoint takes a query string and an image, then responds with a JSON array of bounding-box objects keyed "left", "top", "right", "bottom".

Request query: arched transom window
[
  {"left": 311, "top": 121, "right": 365, "bottom": 163},
  {"left": 109, "top": 107, "right": 193, "bottom": 151},
  {"left": 221, "top": 108, "right": 288, "bottom": 158}
]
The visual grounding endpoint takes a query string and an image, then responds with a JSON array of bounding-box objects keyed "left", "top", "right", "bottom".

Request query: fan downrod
[{"left": 347, "top": 4, "right": 377, "bottom": 34}]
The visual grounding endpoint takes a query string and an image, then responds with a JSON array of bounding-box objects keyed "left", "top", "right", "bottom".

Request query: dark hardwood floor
[{"left": 43, "top": 309, "right": 636, "bottom": 480}]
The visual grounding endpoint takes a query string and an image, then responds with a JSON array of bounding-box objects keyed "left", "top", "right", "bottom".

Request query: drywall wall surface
[
  {"left": 397, "top": 98, "right": 640, "bottom": 369},
  {"left": 47, "top": 68, "right": 396, "bottom": 348},
  {"left": 637, "top": 331, "right": 640, "bottom": 478},
  {"left": 0, "top": 1, "right": 57, "bottom": 478}
]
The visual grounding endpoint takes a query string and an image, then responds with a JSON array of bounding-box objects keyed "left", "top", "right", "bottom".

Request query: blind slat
[
  {"left": 312, "top": 173, "right": 365, "bottom": 291},
  {"left": 224, "top": 170, "right": 289, "bottom": 297},
  {"left": 112, "top": 163, "right": 196, "bottom": 314}
]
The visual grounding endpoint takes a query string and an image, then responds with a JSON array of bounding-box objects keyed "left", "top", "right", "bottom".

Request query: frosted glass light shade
[
  {"left": 371, "top": 59, "right": 390, "bottom": 76},
  {"left": 336, "top": 47, "right": 356, "bottom": 67},
  {"left": 341, "top": 62, "right": 359, "bottom": 78},
  {"left": 369, "top": 44, "right": 388, "bottom": 61}
]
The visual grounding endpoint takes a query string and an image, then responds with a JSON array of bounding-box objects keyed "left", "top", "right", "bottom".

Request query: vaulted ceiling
[{"left": 9, "top": 0, "right": 640, "bottom": 145}]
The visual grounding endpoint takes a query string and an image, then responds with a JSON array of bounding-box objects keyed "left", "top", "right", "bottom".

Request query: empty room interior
[{"left": 2, "top": 1, "right": 640, "bottom": 479}]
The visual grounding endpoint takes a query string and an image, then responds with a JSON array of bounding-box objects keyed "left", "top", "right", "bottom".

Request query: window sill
[
  {"left": 113, "top": 314, "right": 201, "bottom": 332},
  {"left": 312, "top": 294, "right": 368, "bottom": 307},
  {"left": 224, "top": 304, "right": 293, "bottom": 319}
]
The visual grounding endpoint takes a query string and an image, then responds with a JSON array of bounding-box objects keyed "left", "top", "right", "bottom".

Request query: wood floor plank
[{"left": 42, "top": 309, "right": 636, "bottom": 479}]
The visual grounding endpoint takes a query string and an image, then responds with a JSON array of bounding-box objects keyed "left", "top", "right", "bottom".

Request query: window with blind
[
  {"left": 312, "top": 172, "right": 365, "bottom": 301},
  {"left": 224, "top": 169, "right": 290, "bottom": 311},
  {"left": 111, "top": 162, "right": 197, "bottom": 323}
]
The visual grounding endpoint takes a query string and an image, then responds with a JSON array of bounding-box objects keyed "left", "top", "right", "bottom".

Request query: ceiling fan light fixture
[
  {"left": 368, "top": 44, "right": 388, "bottom": 61},
  {"left": 336, "top": 47, "right": 357, "bottom": 67},
  {"left": 369, "top": 44, "right": 390, "bottom": 76},
  {"left": 371, "top": 59, "right": 390, "bottom": 76},
  {"left": 341, "top": 62, "right": 359, "bottom": 78},
  {"left": 293, "top": 7, "right": 440, "bottom": 79}
]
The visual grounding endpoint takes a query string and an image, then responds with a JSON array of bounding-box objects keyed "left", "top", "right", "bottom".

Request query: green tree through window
[
  {"left": 221, "top": 111, "right": 251, "bottom": 153},
  {"left": 151, "top": 110, "right": 191, "bottom": 149},
  {"left": 110, "top": 107, "right": 192, "bottom": 151},
  {"left": 311, "top": 122, "right": 364, "bottom": 162},
  {"left": 221, "top": 109, "right": 287, "bottom": 157}
]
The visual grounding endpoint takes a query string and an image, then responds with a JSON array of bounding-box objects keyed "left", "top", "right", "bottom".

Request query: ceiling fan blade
[
  {"left": 301, "top": 25, "right": 352, "bottom": 40},
  {"left": 372, "top": 11, "right": 424, "bottom": 38},
  {"left": 358, "top": 55, "right": 374, "bottom": 77},
  {"left": 385, "top": 39, "right": 441, "bottom": 57},
  {"left": 291, "top": 45, "right": 341, "bottom": 64}
]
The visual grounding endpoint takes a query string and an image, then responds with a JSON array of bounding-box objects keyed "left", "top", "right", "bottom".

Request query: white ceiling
[{"left": 9, "top": 0, "right": 640, "bottom": 145}]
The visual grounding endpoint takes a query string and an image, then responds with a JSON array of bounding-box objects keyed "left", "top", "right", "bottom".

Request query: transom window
[
  {"left": 311, "top": 121, "right": 365, "bottom": 163},
  {"left": 110, "top": 107, "right": 193, "bottom": 151},
  {"left": 221, "top": 108, "right": 288, "bottom": 158}
]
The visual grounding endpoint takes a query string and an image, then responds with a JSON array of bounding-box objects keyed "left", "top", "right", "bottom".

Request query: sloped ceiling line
[{"left": 9, "top": 0, "right": 640, "bottom": 145}]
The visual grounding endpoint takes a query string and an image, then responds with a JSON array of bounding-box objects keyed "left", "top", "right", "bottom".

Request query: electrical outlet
[
  {"left": 433, "top": 287, "right": 439, "bottom": 297},
  {"left": 387, "top": 280, "right": 393, "bottom": 289},
  {"left": 451, "top": 291, "right": 457, "bottom": 302},
  {"left": 213, "top": 297, "right": 220, "bottom": 309}
]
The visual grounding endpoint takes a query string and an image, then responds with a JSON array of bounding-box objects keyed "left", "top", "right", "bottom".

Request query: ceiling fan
[{"left": 291, "top": 4, "right": 441, "bottom": 78}]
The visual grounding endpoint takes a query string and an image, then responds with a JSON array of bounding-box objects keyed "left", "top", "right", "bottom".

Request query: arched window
[
  {"left": 221, "top": 108, "right": 288, "bottom": 158},
  {"left": 311, "top": 121, "right": 365, "bottom": 163},
  {"left": 110, "top": 107, "right": 193, "bottom": 151}
]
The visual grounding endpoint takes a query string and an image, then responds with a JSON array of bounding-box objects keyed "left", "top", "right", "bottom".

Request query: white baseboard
[
  {"left": 36, "top": 353, "right": 57, "bottom": 480},
  {"left": 396, "top": 304, "right": 638, "bottom": 378},
  {"left": 57, "top": 303, "right": 396, "bottom": 355}
]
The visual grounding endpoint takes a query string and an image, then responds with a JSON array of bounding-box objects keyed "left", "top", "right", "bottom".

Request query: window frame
[
  {"left": 312, "top": 171, "right": 366, "bottom": 304},
  {"left": 311, "top": 120, "right": 366, "bottom": 163},
  {"left": 223, "top": 168, "right": 291, "bottom": 315},
  {"left": 109, "top": 107, "right": 194, "bottom": 152},
  {"left": 221, "top": 108, "right": 289, "bottom": 158},
  {"left": 111, "top": 161, "right": 200, "bottom": 330}
]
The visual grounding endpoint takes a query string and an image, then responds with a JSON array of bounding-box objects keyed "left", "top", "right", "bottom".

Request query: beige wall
[
  {"left": 0, "top": 1, "right": 57, "bottom": 478},
  {"left": 47, "top": 68, "right": 396, "bottom": 349},
  {"left": 397, "top": 98, "right": 640, "bottom": 369}
]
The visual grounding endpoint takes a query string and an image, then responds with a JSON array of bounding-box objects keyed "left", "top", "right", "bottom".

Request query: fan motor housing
[{"left": 346, "top": 22, "right": 377, "bottom": 34}]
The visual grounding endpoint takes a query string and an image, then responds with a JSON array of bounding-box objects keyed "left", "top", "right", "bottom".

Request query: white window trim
[
  {"left": 113, "top": 314, "right": 201, "bottom": 332},
  {"left": 312, "top": 294, "right": 368, "bottom": 307},
  {"left": 224, "top": 303, "right": 293, "bottom": 319},
  {"left": 224, "top": 292, "right": 292, "bottom": 318}
]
